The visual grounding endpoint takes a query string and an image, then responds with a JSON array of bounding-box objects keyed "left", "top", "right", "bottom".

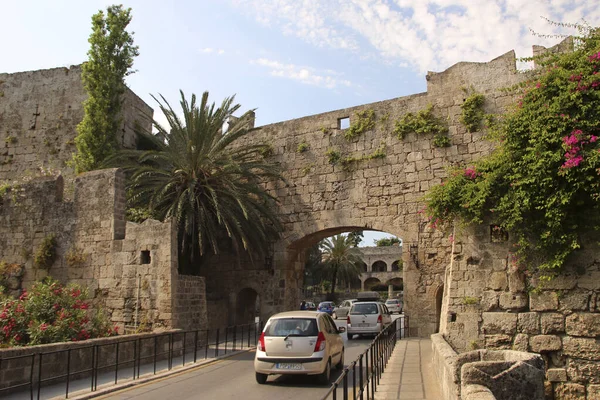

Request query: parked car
[
  {"left": 254, "top": 311, "right": 345, "bottom": 384},
  {"left": 385, "top": 298, "right": 403, "bottom": 314},
  {"left": 317, "top": 301, "right": 335, "bottom": 315},
  {"left": 332, "top": 299, "right": 357, "bottom": 319},
  {"left": 346, "top": 301, "right": 392, "bottom": 339},
  {"left": 305, "top": 301, "right": 317, "bottom": 311}
]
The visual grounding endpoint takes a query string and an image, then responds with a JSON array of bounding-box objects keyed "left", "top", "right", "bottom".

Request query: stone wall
[
  {"left": 0, "top": 65, "right": 153, "bottom": 184},
  {"left": 201, "top": 45, "right": 534, "bottom": 336},
  {"left": 440, "top": 221, "right": 600, "bottom": 399},
  {"left": 0, "top": 169, "right": 207, "bottom": 332}
]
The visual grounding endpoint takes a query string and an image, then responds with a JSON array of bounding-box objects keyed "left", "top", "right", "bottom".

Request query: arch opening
[{"left": 236, "top": 287, "right": 260, "bottom": 325}]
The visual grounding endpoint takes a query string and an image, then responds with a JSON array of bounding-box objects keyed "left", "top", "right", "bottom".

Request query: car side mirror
[{"left": 338, "top": 327, "right": 346, "bottom": 333}]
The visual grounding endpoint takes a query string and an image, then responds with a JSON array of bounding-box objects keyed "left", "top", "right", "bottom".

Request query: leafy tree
[
  {"left": 320, "top": 235, "right": 363, "bottom": 296},
  {"left": 374, "top": 236, "right": 401, "bottom": 247},
  {"left": 74, "top": 5, "right": 139, "bottom": 173},
  {"left": 425, "top": 24, "right": 600, "bottom": 277},
  {"left": 346, "top": 231, "right": 363, "bottom": 247},
  {"left": 112, "top": 91, "right": 283, "bottom": 274}
]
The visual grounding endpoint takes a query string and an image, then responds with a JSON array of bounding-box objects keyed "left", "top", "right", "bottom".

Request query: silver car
[
  {"left": 346, "top": 302, "right": 392, "bottom": 339},
  {"left": 385, "top": 299, "right": 403, "bottom": 314},
  {"left": 254, "top": 311, "right": 345, "bottom": 384},
  {"left": 332, "top": 299, "right": 357, "bottom": 319}
]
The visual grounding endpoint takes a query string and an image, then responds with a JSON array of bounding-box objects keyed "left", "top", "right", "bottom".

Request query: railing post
[
  {"left": 224, "top": 327, "right": 228, "bottom": 355},
  {"left": 133, "top": 339, "right": 138, "bottom": 379},
  {"left": 37, "top": 353, "right": 43, "bottom": 400},
  {"left": 215, "top": 328, "right": 220, "bottom": 358},
  {"left": 29, "top": 353, "right": 35, "bottom": 400},
  {"left": 65, "top": 349, "right": 71, "bottom": 398},
  {"left": 194, "top": 330, "right": 199, "bottom": 363},
  {"left": 343, "top": 369, "right": 348, "bottom": 400},
  {"left": 90, "top": 345, "right": 96, "bottom": 393},
  {"left": 233, "top": 325, "right": 237, "bottom": 351},
  {"left": 168, "top": 333, "right": 173, "bottom": 370},
  {"left": 205, "top": 330, "right": 209, "bottom": 360},
  {"left": 183, "top": 332, "right": 187, "bottom": 366},
  {"left": 359, "top": 355, "right": 363, "bottom": 400},
  {"left": 352, "top": 362, "right": 357, "bottom": 400},
  {"left": 115, "top": 342, "right": 119, "bottom": 384},
  {"left": 153, "top": 336, "right": 158, "bottom": 375}
]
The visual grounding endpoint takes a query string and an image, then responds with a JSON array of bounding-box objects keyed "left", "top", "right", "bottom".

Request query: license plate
[
  {"left": 276, "top": 363, "right": 302, "bottom": 370},
  {"left": 358, "top": 323, "right": 370, "bottom": 327}
]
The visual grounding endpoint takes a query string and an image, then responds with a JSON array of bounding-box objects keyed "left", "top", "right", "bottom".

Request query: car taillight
[
  {"left": 347, "top": 316, "right": 351, "bottom": 325},
  {"left": 258, "top": 332, "right": 266, "bottom": 352},
  {"left": 377, "top": 314, "right": 382, "bottom": 324},
  {"left": 314, "top": 332, "right": 326, "bottom": 352}
]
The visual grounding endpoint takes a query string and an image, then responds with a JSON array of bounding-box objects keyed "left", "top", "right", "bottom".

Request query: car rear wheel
[
  {"left": 335, "top": 349, "right": 344, "bottom": 370},
  {"left": 255, "top": 372, "right": 268, "bottom": 384},
  {"left": 347, "top": 333, "right": 355, "bottom": 340},
  {"left": 317, "top": 360, "right": 331, "bottom": 384}
]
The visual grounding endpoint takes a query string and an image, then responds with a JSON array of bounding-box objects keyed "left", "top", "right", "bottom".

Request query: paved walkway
[{"left": 374, "top": 338, "right": 441, "bottom": 400}]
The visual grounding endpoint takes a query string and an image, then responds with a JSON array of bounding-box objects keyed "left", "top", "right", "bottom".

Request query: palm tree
[
  {"left": 111, "top": 91, "right": 283, "bottom": 273},
  {"left": 320, "top": 235, "right": 363, "bottom": 297}
]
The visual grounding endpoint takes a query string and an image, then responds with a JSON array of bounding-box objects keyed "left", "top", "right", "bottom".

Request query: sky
[{"left": 2, "top": 0, "right": 598, "bottom": 245}]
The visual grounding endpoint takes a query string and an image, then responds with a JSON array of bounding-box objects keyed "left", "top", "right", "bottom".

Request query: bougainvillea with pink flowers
[
  {"left": 0, "top": 278, "right": 117, "bottom": 347},
  {"left": 425, "top": 24, "right": 600, "bottom": 277}
]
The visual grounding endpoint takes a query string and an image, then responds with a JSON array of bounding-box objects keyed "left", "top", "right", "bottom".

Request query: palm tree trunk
[{"left": 330, "top": 265, "right": 338, "bottom": 297}]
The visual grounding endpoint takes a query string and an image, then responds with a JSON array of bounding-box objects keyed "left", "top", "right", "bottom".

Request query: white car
[
  {"left": 346, "top": 302, "right": 392, "bottom": 339},
  {"left": 332, "top": 299, "right": 357, "bottom": 319},
  {"left": 254, "top": 311, "right": 345, "bottom": 384},
  {"left": 385, "top": 299, "right": 403, "bottom": 314}
]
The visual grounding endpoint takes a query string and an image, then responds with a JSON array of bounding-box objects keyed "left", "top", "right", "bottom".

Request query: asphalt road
[{"left": 99, "top": 317, "right": 402, "bottom": 400}]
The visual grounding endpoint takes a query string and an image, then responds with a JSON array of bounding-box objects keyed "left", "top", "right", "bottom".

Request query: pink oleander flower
[{"left": 464, "top": 167, "right": 479, "bottom": 180}]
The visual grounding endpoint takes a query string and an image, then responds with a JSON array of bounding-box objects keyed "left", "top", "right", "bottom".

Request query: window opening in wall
[
  {"left": 338, "top": 117, "right": 350, "bottom": 130},
  {"left": 140, "top": 250, "right": 151, "bottom": 264},
  {"left": 490, "top": 225, "right": 508, "bottom": 243}
]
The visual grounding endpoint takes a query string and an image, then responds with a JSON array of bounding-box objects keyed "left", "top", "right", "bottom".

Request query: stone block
[
  {"left": 566, "top": 313, "right": 600, "bottom": 337},
  {"left": 588, "top": 385, "right": 600, "bottom": 400},
  {"left": 562, "top": 337, "right": 600, "bottom": 361},
  {"left": 540, "top": 313, "right": 565, "bottom": 334},
  {"left": 546, "top": 368, "right": 567, "bottom": 382},
  {"left": 518, "top": 312, "right": 540, "bottom": 335},
  {"left": 553, "top": 383, "right": 586, "bottom": 400},
  {"left": 486, "top": 272, "right": 507, "bottom": 290},
  {"left": 566, "top": 359, "right": 600, "bottom": 384},
  {"left": 485, "top": 334, "right": 513, "bottom": 350},
  {"left": 530, "top": 335, "right": 561, "bottom": 353},
  {"left": 530, "top": 291, "right": 558, "bottom": 311},
  {"left": 512, "top": 333, "right": 529, "bottom": 352},
  {"left": 499, "top": 292, "right": 528, "bottom": 311},
  {"left": 508, "top": 270, "right": 526, "bottom": 292},
  {"left": 559, "top": 291, "right": 590, "bottom": 312},
  {"left": 481, "top": 291, "right": 499, "bottom": 311},
  {"left": 482, "top": 312, "right": 517, "bottom": 335},
  {"left": 578, "top": 271, "right": 600, "bottom": 290}
]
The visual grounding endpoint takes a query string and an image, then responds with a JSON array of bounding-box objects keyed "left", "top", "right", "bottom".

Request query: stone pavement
[{"left": 375, "top": 338, "right": 441, "bottom": 400}]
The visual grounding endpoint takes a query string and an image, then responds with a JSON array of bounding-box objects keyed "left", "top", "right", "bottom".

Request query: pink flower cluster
[
  {"left": 464, "top": 167, "right": 479, "bottom": 180},
  {"left": 561, "top": 129, "right": 598, "bottom": 169},
  {"left": 589, "top": 52, "right": 600, "bottom": 62}
]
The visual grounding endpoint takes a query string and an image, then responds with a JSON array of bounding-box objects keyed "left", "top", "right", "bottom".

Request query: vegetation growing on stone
[
  {"left": 425, "top": 24, "right": 600, "bottom": 277},
  {"left": 33, "top": 234, "right": 57, "bottom": 270},
  {"left": 432, "top": 134, "right": 451, "bottom": 148},
  {"left": 460, "top": 92, "right": 486, "bottom": 132},
  {"left": 297, "top": 141, "right": 309, "bottom": 153},
  {"left": 325, "top": 148, "right": 341, "bottom": 165},
  {"left": 4, "top": 136, "right": 16, "bottom": 144},
  {"left": 65, "top": 247, "right": 87, "bottom": 267},
  {"left": 393, "top": 104, "right": 448, "bottom": 139},
  {"left": 340, "top": 144, "right": 386, "bottom": 171},
  {"left": 73, "top": 5, "right": 139, "bottom": 173},
  {"left": 345, "top": 109, "right": 376, "bottom": 140}
]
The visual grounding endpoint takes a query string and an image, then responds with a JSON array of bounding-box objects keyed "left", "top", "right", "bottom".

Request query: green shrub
[
  {"left": 0, "top": 278, "right": 117, "bottom": 346},
  {"left": 432, "top": 134, "right": 451, "bottom": 148},
  {"left": 346, "top": 109, "right": 376, "bottom": 140},
  {"left": 393, "top": 104, "right": 447, "bottom": 139},
  {"left": 460, "top": 93, "right": 486, "bottom": 132},
  {"left": 297, "top": 141, "right": 309, "bottom": 153},
  {"left": 325, "top": 148, "right": 341, "bottom": 165},
  {"left": 33, "top": 234, "right": 57, "bottom": 270}
]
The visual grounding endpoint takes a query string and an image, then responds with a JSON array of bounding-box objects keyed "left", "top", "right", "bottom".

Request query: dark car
[{"left": 317, "top": 301, "right": 335, "bottom": 315}]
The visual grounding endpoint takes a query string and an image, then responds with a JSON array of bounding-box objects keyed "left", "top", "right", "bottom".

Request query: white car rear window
[
  {"left": 264, "top": 318, "right": 319, "bottom": 337},
  {"left": 351, "top": 303, "right": 379, "bottom": 315}
]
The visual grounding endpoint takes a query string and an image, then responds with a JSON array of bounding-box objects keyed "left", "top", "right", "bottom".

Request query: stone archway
[
  {"left": 391, "top": 260, "right": 403, "bottom": 271},
  {"left": 235, "top": 287, "right": 260, "bottom": 325},
  {"left": 364, "top": 277, "right": 381, "bottom": 290},
  {"left": 386, "top": 277, "right": 403, "bottom": 290},
  {"left": 371, "top": 260, "right": 387, "bottom": 272}
]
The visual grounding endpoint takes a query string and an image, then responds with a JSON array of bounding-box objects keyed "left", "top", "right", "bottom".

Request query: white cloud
[
  {"left": 251, "top": 58, "right": 353, "bottom": 89},
  {"left": 232, "top": 0, "right": 600, "bottom": 73},
  {"left": 200, "top": 47, "right": 226, "bottom": 55}
]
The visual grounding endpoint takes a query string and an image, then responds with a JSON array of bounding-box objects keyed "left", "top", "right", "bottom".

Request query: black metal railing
[
  {"left": 0, "top": 321, "right": 263, "bottom": 400},
  {"left": 320, "top": 316, "right": 407, "bottom": 400}
]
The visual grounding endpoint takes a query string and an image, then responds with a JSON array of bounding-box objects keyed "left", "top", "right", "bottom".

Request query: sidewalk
[{"left": 374, "top": 338, "right": 441, "bottom": 400}]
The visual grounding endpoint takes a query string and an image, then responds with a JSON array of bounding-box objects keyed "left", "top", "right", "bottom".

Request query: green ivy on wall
[
  {"left": 345, "top": 109, "right": 376, "bottom": 141},
  {"left": 460, "top": 92, "right": 486, "bottom": 133},
  {"left": 393, "top": 104, "right": 448, "bottom": 139}
]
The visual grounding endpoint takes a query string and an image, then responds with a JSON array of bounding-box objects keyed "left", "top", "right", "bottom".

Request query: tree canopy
[
  {"left": 74, "top": 5, "right": 139, "bottom": 173},
  {"left": 425, "top": 25, "right": 600, "bottom": 277},
  {"left": 374, "top": 236, "right": 401, "bottom": 247},
  {"left": 112, "top": 91, "right": 283, "bottom": 273},
  {"left": 320, "top": 235, "right": 363, "bottom": 296}
]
